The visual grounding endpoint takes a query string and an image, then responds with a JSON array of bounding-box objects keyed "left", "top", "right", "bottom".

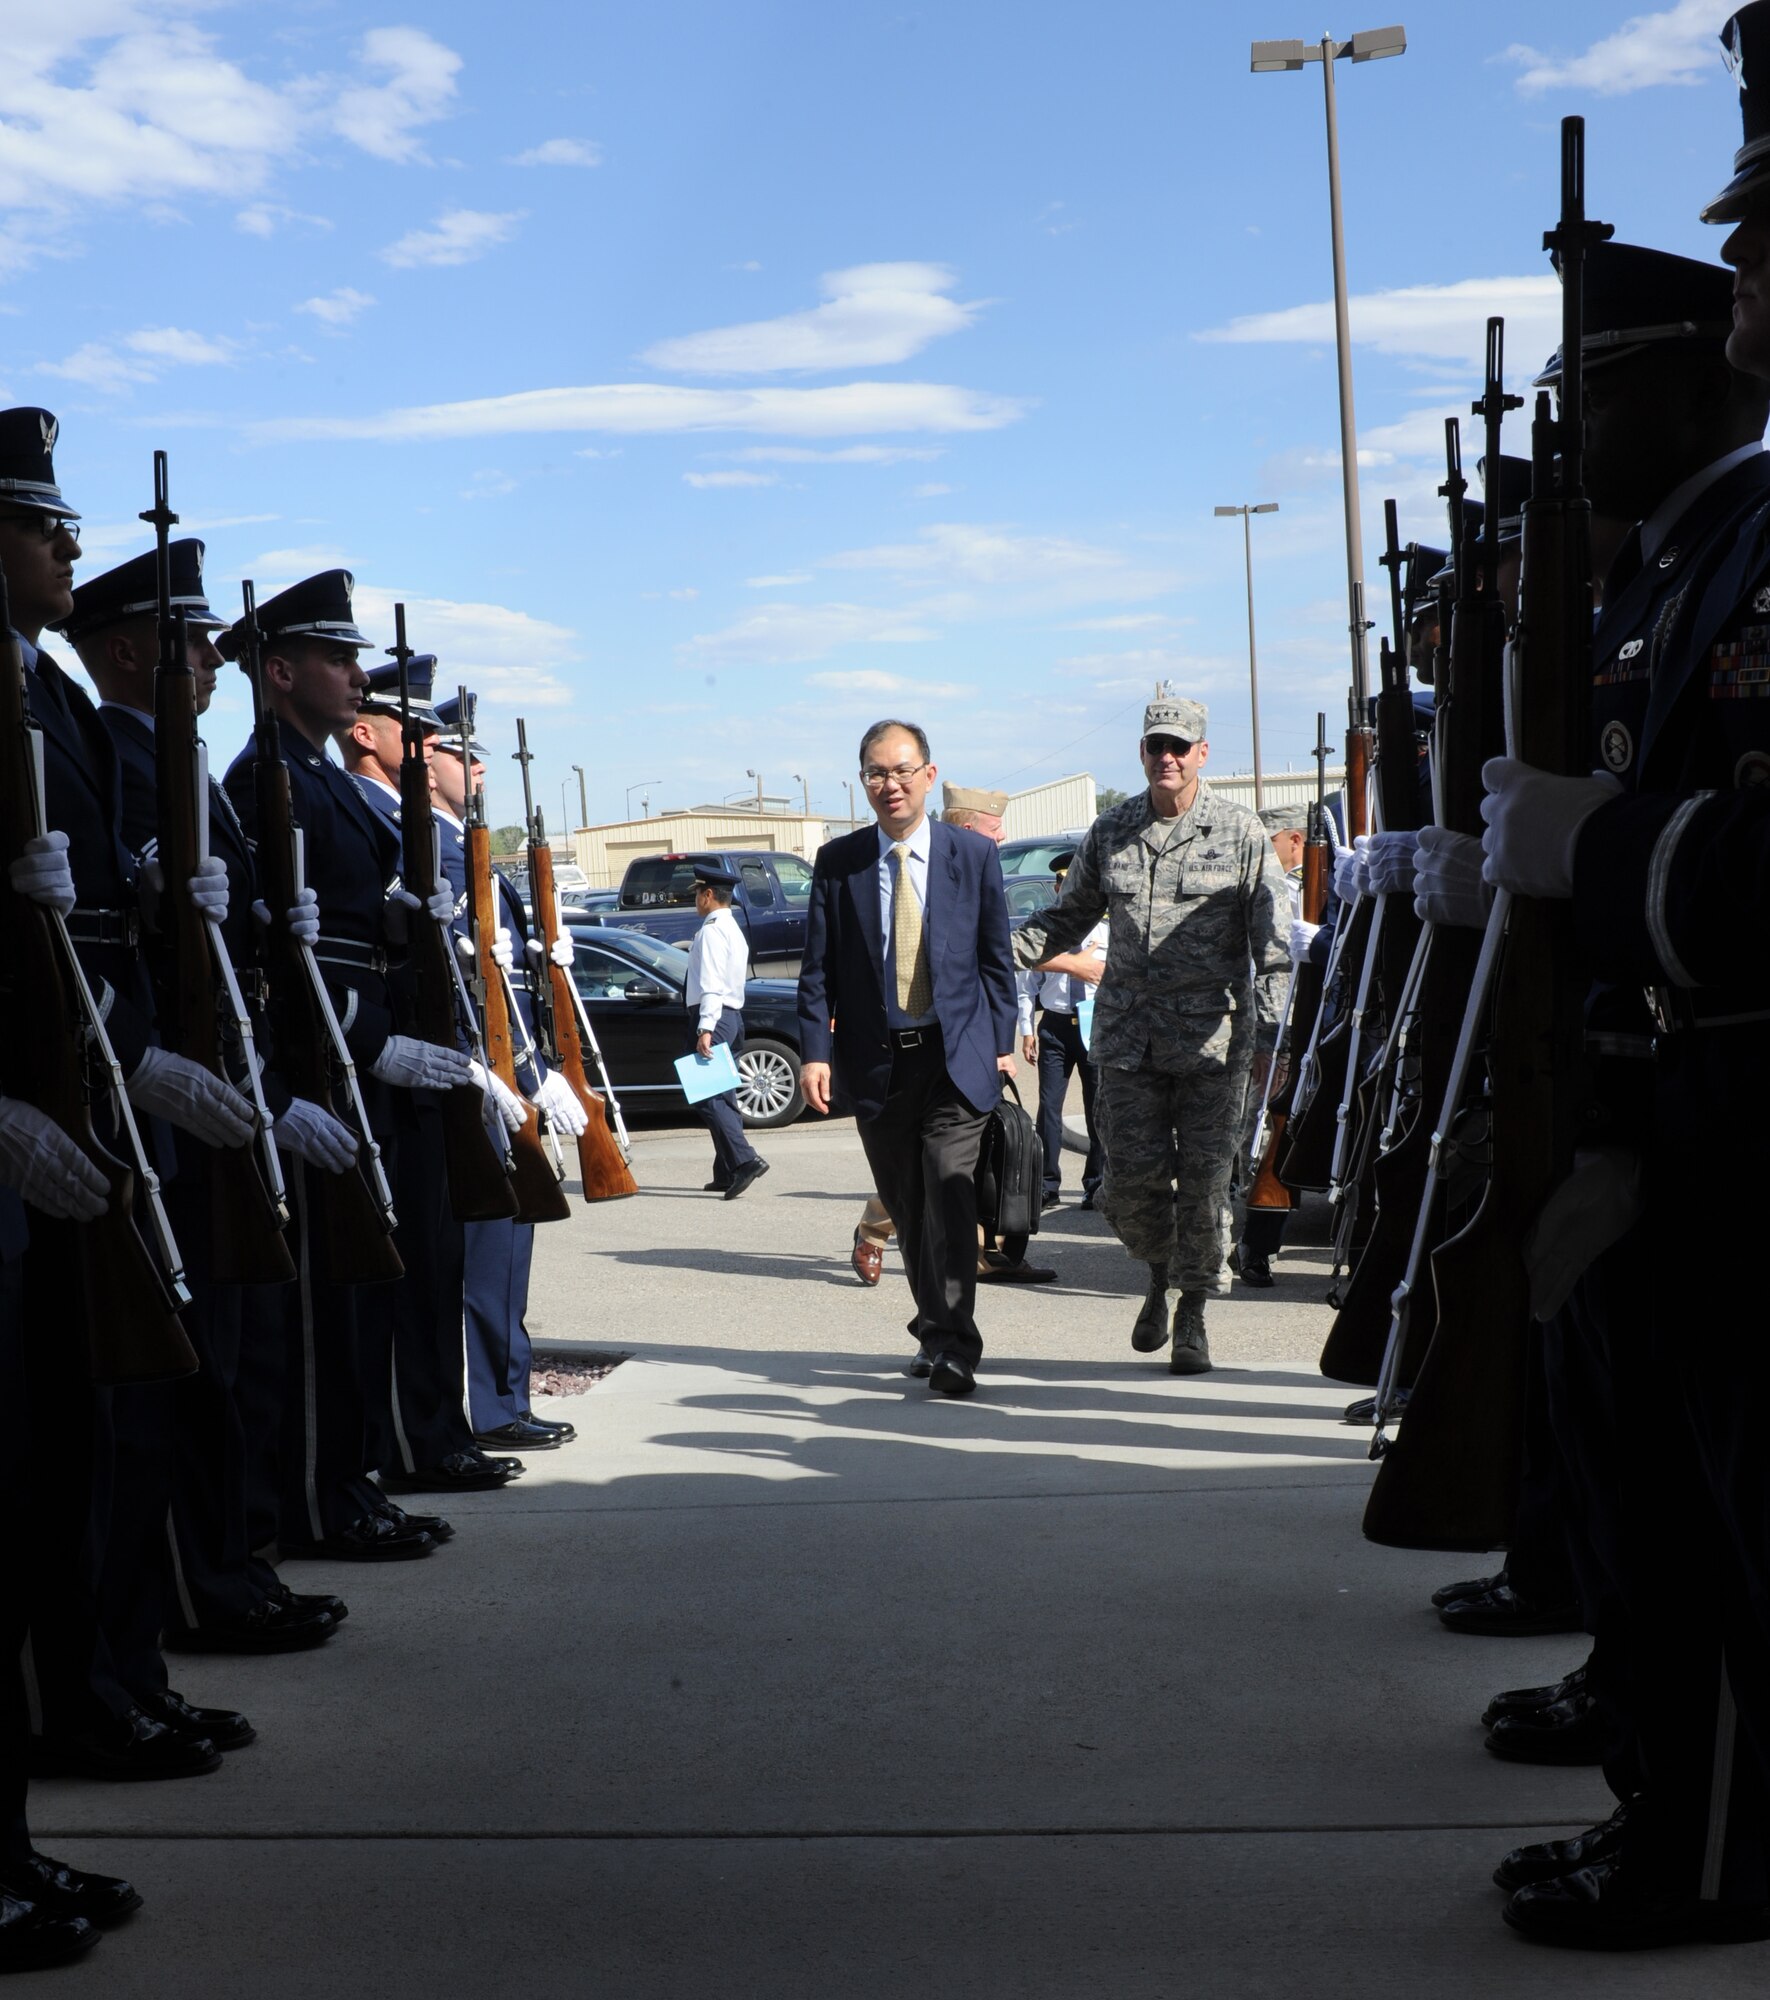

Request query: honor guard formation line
[{"left": 12, "top": 4, "right": 1770, "bottom": 1977}]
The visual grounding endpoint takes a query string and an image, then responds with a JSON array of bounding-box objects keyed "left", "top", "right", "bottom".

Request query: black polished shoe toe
[
  {"left": 1438, "top": 1582, "right": 1583, "bottom": 1637},
  {"left": 0, "top": 1853, "right": 142, "bottom": 1929},
  {"left": 375, "top": 1502, "right": 454, "bottom": 1544},
  {"left": 928, "top": 1355, "right": 976, "bottom": 1398},
  {"left": 137, "top": 1688, "right": 256, "bottom": 1753},
  {"left": 474, "top": 1419, "right": 562, "bottom": 1451},
  {"left": 271, "top": 1580, "right": 350, "bottom": 1624},
  {"left": 723, "top": 1157, "right": 771, "bottom": 1200},
  {"left": 284, "top": 1513, "right": 435, "bottom": 1562},
  {"left": 1482, "top": 1661, "right": 1587, "bottom": 1728},
  {"left": 31, "top": 1708, "right": 221, "bottom": 1781},
  {"left": 1503, "top": 1859, "right": 1770, "bottom": 1949},
  {"left": 1485, "top": 1692, "right": 1606, "bottom": 1766},
  {"left": 165, "top": 1595, "right": 336, "bottom": 1653},
  {"left": 1431, "top": 1567, "right": 1505, "bottom": 1610},
  {"left": 521, "top": 1411, "right": 577, "bottom": 1441},
  {"left": 383, "top": 1451, "right": 514, "bottom": 1493},
  {"left": 1494, "top": 1807, "right": 1628, "bottom": 1893},
  {"left": 0, "top": 1894, "right": 101, "bottom": 1972}
]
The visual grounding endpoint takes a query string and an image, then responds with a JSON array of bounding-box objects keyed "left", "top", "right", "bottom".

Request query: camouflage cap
[
  {"left": 1258, "top": 803, "right": 1309, "bottom": 834},
  {"left": 942, "top": 783, "right": 1008, "bottom": 816},
  {"left": 1143, "top": 696, "right": 1206, "bottom": 741}
]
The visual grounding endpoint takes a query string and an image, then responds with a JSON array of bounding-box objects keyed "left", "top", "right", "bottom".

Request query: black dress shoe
[
  {"left": 1079, "top": 1191, "right": 1098, "bottom": 1211},
  {"left": 724, "top": 1157, "right": 770, "bottom": 1200},
  {"left": 1503, "top": 1858, "right": 1770, "bottom": 1949},
  {"left": 928, "top": 1355, "right": 976, "bottom": 1398},
  {"left": 475, "top": 1418, "right": 562, "bottom": 1451},
  {"left": 164, "top": 1595, "right": 336, "bottom": 1654},
  {"left": 1439, "top": 1582, "right": 1584, "bottom": 1637},
  {"left": 1486, "top": 1691, "right": 1607, "bottom": 1765},
  {"left": 32, "top": 1708, "right": 221, "bottom": 1781},
  {"left": 0, "top": 1892, "right": 100, "bottom": 1972},
  {"left": 906, "top": 1347, "right": 934, "bottom": 1379},
  {"left": 271, "top": 1580, "right": 350, "bottom": 1624},
  {"left": 703, "top": 1179, "right": 727, "bottom": 1193},
  {"left": 1494, "top": 1806, "right": 1629, "bottom": 1893},
  {"left": 1482, "top": 1661, "right": 1586, "bottom": 1728},
  {"left": 136, "top": 1688, "right": 256, "bottom": 1753},
  {"left": 520, "top": 1411, "right": 577, "bottom": 1441},
  {"left": 383, "top": 1450, "right": 515, "bottom": 1493},
  {"left": 1236, "top": 1246, "right": 1274, "bottom": 1287},
  {"left": 1431, "top": 1567, "right": 1505, "bottom": 1609},
  {"left": 374, "top": 1501, "right": 454, "bottom": 1545},
  {"left": 0, "top": 1852, "right": 142, "bottom": 1928},
  {"left": 1040, "top": 1191, "right": 1063, "bottom": 1212},
  {"left": 283, "top": 1512, "right": 436, "bottom": 1562}
]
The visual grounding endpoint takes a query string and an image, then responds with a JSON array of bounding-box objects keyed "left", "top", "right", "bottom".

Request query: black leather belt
[
  {"left": 889, "top": 1025, "right": 940, "bottom": 1049},
  {"left": 66, "top": 906, "right": 139, "bottom": 949},
  {"left": 314, "top": 935, "right": 387, "bottom": 975}
]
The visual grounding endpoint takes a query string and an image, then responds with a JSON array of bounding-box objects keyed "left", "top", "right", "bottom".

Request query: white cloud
[
  {"left": 1054, "top": 646, "right": 1242, "bottom": 700},
  {"left": 643, "top": 262, "right": 981, "bottom": 374},
  {"left": 1065, "top": 613, "right": 1172, "bottom": 632},
  {"left": 236, "top": 203, "right": 331, "bottom": 238},
  {"left": 348, "top": 587, "right": 577, "bottom": 711},
  {"left": 254, "top": 381, "right": 1029, "bottom": 444},
  {"left": 1501, "top": 1, "right": 1722, "bottom": 96},
  {"left": 510, "top": 137, "right": 602, "bottom": 167},
  {"left": 1196, "top": 276, "right": 1562, "bottom": 373},
  {"left": 911, "top": 482, "right": 953, "bottom": 498},
  {"left": 381, "top": 208, "right": 524, "bottom": 269},
  {"left": 38, "top": 322, "right": 236, "bottom": 392},
  {"left": 296, "top": 287, "right": 376, "bottom": 330},
  {"left": 806, "top": 669, "right": 974, "bottom": 699},
  {"left": 459, "top": 468, "right": 517, "bottom": 500},
  {"left": 683, "top": 470, "right": 778, "bottom": 488},
  {"left": 745, "top": 573, "right": 811, "bottom": 588},
  {"left": 725, "top": 444, "right": 944, "bottom": 463},
  {"left": 825, "top": 522, "right": 1173, "bottom": 599},
  {"left": 681, "top": 601, "right": 939, "bottom": 668},
  {"left": 668, "top": 587, "right": 699, "bottom": 600},
  {"left": 331, "top": 27, "right": 461, "bottom": 164}
]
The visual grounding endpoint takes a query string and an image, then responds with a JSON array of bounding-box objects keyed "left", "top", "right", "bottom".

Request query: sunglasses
[{"left": 1142, "top": 735, "right": 1194, "bottom": 760}]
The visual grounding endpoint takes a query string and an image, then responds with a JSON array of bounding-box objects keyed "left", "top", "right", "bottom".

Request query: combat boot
[
  {"left": 1168, "top": 1292, "right": 1212, "bottom": 1375},
  {"left": 1130, "top": 1265, "right": 1170, "bottom": 1352}
]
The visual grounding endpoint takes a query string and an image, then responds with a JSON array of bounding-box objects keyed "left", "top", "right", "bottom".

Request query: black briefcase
[{"left": 975, "top": 1078, "right": 1043, "bottom": 1242}]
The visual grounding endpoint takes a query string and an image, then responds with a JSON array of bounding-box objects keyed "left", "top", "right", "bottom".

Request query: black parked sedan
[{"left": 562, "top": 916, "right": 805, "bottom": 1128}]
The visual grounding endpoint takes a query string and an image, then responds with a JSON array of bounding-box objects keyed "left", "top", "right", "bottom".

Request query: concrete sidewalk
[{"left": 24, "top": 1115, "right": 1764, "bottom": 1995}]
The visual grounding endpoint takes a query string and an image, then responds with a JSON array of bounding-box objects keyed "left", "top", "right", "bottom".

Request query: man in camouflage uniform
[{"left": 1011, "top": 696, "right": 1290, "bottom": 1371}]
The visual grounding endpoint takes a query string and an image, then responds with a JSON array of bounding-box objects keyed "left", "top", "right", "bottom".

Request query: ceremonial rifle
[
  {"left": 516, "top": 718, "right": 637, "bottom": 1199},
  {"left": 1365, "top": 124, "right": 1609, "bottom": 1549},
  {"left": 237, "top": 581, "right": 402, "bottom": 1284},
  {"left": 141, "top": 453, "right": 294, "bottom": 1285},
  {"left": 1245, "top": 714, "right": 1331, "bottom": 1211},
  {"left": 0, "top": 574, "right": 195, "bottom": 1382},
  {"left": 389, "top": 606, "right": 518, "bottom": 1222},
  {"left": 456, "top": 690, "right": 569, "bottom": 1223}
]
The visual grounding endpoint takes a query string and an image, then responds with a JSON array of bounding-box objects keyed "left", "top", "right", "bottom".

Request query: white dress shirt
[
  {"left": 686, "top": 903, "right": 749, "bottom": 1032},
  {"left": 1017, "top": 919, "right": 1108, "bottom": 1033},
  {"left": 876, "top": 815, "right": 936, "bottom": 1029}
]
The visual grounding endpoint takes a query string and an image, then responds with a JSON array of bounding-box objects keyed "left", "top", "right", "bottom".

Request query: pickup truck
[{"left": 585, "top": 849, "right": 815, "bottom": 977}]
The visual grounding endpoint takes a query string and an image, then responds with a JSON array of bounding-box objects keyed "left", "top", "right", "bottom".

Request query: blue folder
[{"left": 675, "top": 1043, "right": 741, "bottom": 1104}]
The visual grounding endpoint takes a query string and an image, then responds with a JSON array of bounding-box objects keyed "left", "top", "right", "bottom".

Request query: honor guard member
[
  {"left": 338, "top": 657, "right": 523, "bottom": 1495},
  {"left": 1011, "top": 696, "right": 1289, "bottom": 1372},
  {"left": 58, "top": 544, "right": 346, "bottom": 1720},
  {"left": 222, "top": 571, "right": 463, "bottom": 1560},
  {"left": 62, "top": 541, "right": 348, "bottom": 1663},
  {"left": 0, "top": 410, "right": 257, "bottom": 1786},
  {"left": 431, "top": 692, "right": 580, "bottom": 1451},
  {"left": 685, "top": 863, "right": 768, "bottom": 1200},
  {"left": 1474, "top": 41, "right": 1770, "bottom": 1948}
]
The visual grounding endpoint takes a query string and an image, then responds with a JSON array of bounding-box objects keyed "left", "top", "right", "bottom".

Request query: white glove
[
  {"left": 1288, "top": 918, "right": 1321, "bottom": 966},
  {"left": 1413, "top": 826, "right": 1493, "bottom": 930},
  {"left": 186, "top": 855, "right": 229, "bottom": 924},
  {"left": 126, "top": 1046, "right": 255, "bottom": 1147},
  {"left": 8, "top": 831, "right": 76, "bottom": 917},
  {"left": 275, "top": 1097, "right": 358, "bottom": 1174},
  {"left": 254, "top": 888, "right": 320, "bottom": 945},
  {"left": 550, "top": 932, "right": 574, "bottom": 968},
  {"left": 1332, "top": 833, "right": 1370, "bottom": 903},
  {"left": 0, "top": 1097, "right": 108, "bottom": 1220},
  {"left": 469, "top": 1059, "right": 527, "bottom": 1135},
  {"left": 1480, "top": 757, "right": 1623, "bottom": 901},
  {"left": 369, "top": 1035, "right": 474, "bottom": 1092},
  {"left": 1365, "top": 829, "right": 1419, "bottom": 898},
  {"left": 491, "top": 927, "right": 515, "bottom": 971},
  {"left": 452, "top": 931, "right": 478, "bottom": 966},
  {"left": 533, "top": 1068, "right": 588, "bottom": 1139},
  {"left": 391, "top": 885, "right": 458, "bottom": 928}
]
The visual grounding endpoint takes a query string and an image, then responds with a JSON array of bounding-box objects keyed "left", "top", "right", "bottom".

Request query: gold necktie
[{"left": 892, "top": 842, "right": 932, "bottom": 1016}]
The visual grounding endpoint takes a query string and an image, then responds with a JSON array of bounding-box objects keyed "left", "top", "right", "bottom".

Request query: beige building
[{"left": 571, "top": 807, "right": 828, "bottom": 891}]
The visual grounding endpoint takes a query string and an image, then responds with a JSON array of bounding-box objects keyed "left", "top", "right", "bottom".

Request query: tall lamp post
[
  {"left": 1213, "top": 502, "right": 1279, "bottom": 810},
  {"left": 625, "top": 779, "right": 659, "bottom": 820},
  {"left": 572, "top": 764, "right": 588, "bottom": 830},
  {"left": 745, "top": 767, "right": 764, "bottom": 813},
  {"left": 1250, "top": 25, "right": 1405, "bottom": 705},
  {"left": 791, "top": 771, "right": 811, "bottom": 815}
]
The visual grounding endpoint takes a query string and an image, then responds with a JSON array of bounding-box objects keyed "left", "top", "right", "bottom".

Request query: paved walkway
[{"left": 24, "top": 1113, "right": 1767, "bottom": 1995}]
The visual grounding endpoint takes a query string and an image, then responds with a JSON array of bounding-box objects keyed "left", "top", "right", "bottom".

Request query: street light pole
[
  {"left": 572, "top": 764, "right": 588, "bottom": 830},
  {"left": 625, "top": 779, "right": 660, "bottom": 820},
  {"left": 792, "top": 771, "right": 811, "bottom": 815},
  {"left": 1213, "top": 502, "right": 1279, "bottom": 809},
  {"left": 1250, "top": 24, "right": 1405, "bottom": 706},
  {"left": 745, "top": 767, "right": 763, "bottom": 813}
]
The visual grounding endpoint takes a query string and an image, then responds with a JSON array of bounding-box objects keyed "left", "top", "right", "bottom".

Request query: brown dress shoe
[{"left": 851, "top": 1229, "right": 883, "bottom": 1287}]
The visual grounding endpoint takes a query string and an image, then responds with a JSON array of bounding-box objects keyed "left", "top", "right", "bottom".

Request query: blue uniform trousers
[
  {"left": 691, "top": 1007, "right": 758, "bottom": 1186},
  {"left": 464, "top": 1217, "right": 536, "bottom": 1432},
  {"left": 1035, "top": 1010, "right": 1102, "bottom": 1201}
]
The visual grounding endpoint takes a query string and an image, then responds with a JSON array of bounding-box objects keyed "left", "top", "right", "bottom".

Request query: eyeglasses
[
  {"left": 1142, "top": 735, "right": 1194, "bottom": 760},
  {"left": 0, "top": 512, "right": 79, "bottom": 544},
  {"left": 861, "top": 761, "right": 928, "bottom": 789}
]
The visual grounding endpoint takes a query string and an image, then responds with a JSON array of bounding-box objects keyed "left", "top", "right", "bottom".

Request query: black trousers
[
  {"left": 1, "top": 1250, "right": 34, "bottom": 1859},
  {"left": 689, "top": 1008, "right": 758, "bottom": 1187},
  {"left": 1035, "top": 1011, "right": 1102, "bottom": 1199},
  {"left": 856, "top": 1035, "right": 989, "bottom": 1371}
]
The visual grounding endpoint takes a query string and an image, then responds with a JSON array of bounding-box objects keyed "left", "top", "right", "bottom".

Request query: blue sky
[{"left": 0, "top": 0, "right": 1748, "bottom": 827}]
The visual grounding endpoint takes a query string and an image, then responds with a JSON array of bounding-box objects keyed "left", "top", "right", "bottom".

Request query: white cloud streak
[
  {"left": 38, "top": 322, "right": 236, "bottom": 392},
  {"left": 724, "top": 444, "right": 945, "bottom": 464},
  {"left": 510, "top": 137, "right": 602, "bottom": 167},
  {"left": 643, "top": 262, "right": 981, "bottom": 374},
  {"left": 331, "top": 26, "right": 461, "bottom": 164},
  {"left": 681, "top": 601, "right": 939, "bottom": 668},
  {"left": 381, "top": 208, "right": 524, "bottom": 268},
  {"left": 1196, "top": 276, "right": 1562, "bottom": 371},
  {"left": 296, "top": 287, "right": 376, "bottom": 329},
  {"left": 805, "top": 669, "right": 974, "bottom": 699},
  {"left": 253, "top": 381, "right": 1029, "bottom": 444},
  {"left": 683, "top": 470, "right": 778, "bottom": 488},
  {"left": 1501, "top": 0, "right": 1724, "bottom": 96}
]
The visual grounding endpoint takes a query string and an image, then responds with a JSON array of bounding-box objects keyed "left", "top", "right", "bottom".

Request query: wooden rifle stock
[
  {"left": 0, "top": 596, "right": 196, "bottom": 1383},
  {"left": 389, "top": 608, "right": 517, "bottom": 1223},
  {"left": 527, "top": 840, "right": 636, "bottom": 1202},
  {"left": 239, "top": 583, "right": 402, "bottom": 1285},
  {"left": 143, "top": 456, "right": 293, "bottom": 1285},
  {"left": 1365, "top": 150, "right": 1608, "bottom": 1550}
]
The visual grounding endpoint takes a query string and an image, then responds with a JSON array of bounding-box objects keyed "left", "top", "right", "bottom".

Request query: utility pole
[
  {"left": 1213, "top": 502, "right": 1279, "bottom": 809},
  {"left": 572, "top": 764, "right": 588, "bottom": 830}
]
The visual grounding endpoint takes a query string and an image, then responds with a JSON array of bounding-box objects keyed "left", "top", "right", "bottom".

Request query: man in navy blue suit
[{"left": 798, "top": 720, "right": 1017, "bottom": 1398}]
